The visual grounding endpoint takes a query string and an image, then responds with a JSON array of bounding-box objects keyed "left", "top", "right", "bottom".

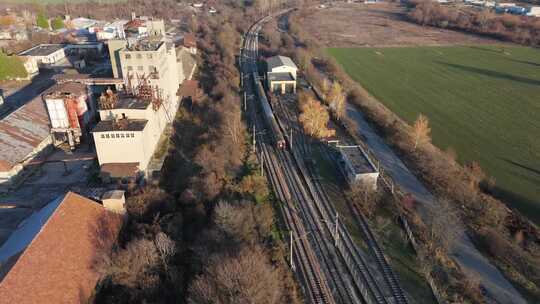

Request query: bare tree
[
  {"left": 426, "top": 198, "right": 464, "bottom": 254},
  {"left": 412, "top": 113, "right": 431, "bottom": 150},
  {"left": 347, "top": 180, "right": 382, "bottom": 217},
  {"left": 188, "top": 246, "right": 283, "bottom": 304}
]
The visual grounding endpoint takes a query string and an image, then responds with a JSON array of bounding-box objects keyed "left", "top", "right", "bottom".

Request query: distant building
[
  {"left": 0, "top": 191, "right": 122, "bottom": 304},
  {"left": 266, "top": 55, "right": 298, "bottom": 94},
  {"left": 18, "top": 44, "right": 66, "bottom": 66},
  {"left": 183, "top": 33, "right": 197, "bottom": 55},
  {"left": 0, "top": 96, "right": 52, "bottom": 187},
  {"left": 337, "top": 146, "right": 379, "bottom": 190}
]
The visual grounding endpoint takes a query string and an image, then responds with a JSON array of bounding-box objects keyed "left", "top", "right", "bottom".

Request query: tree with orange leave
[
  {"left": 412, "top": 113, "right": 431, "bottom": 150},
  {"left": 299, "top": 95, "right": 335, "bottom": 139}
]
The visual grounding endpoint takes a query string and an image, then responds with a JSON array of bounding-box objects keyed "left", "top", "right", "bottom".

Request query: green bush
[
  {"left": 36, "top": 13, "right": 49, "bottom": 29},
  {"left": 51, "top": 17, "right": 64, "bottom": 30},
  {"left": 0, "top": 53, "right": 28, "bottom": 80}
]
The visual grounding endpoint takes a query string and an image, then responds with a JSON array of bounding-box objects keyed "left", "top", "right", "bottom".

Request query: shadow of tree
[{"left": 436, "top": 61, "right": 540, "bottom": 86}]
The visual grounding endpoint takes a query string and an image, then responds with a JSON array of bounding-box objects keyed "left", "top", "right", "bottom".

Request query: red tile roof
[
  {"left": 183, "top": 33, "right": 196, "bottom": 48},
  {"left": 0, "top": 192, "right": 122, "bottom": 304},
  {"left": 100, "top": 162, "right": 140, "bottom": 178}
]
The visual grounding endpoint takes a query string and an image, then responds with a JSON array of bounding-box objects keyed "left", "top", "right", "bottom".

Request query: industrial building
[
  {"left": 18, "top": 44, "right": 66, "bottom": 66},
  {"left": 42, "top": 82, "right": 93, "bottom": 150},
  {"left": 338, "top": 146, "right": 379, "bottom": 190},
  {"left": 266, "top": 55, "right": 298, "bottom": 94},
  {"left": 91, "top": 83, "right": 170, "bottom": 180},
  {"left": 0, "top": 96, "right": 52, "bottom": 187},
  {"left": 108, "top": 38, "right": 181, "bottom": 116}
]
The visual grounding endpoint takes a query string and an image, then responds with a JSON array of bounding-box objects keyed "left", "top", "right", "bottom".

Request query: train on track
[{"left": 252, "top": 72, "right": 287, "bottom": 149}]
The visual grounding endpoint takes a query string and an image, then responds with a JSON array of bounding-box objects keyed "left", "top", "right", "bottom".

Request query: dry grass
[{"left": 301, "top": 2, "right": 503, "bottom": 47}]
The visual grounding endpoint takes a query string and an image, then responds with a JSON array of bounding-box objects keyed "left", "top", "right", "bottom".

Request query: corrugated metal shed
[{"left": 0, "top": 96, "right": 50, "bottom": 171}]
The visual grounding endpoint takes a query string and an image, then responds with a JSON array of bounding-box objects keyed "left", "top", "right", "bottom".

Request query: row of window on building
[
  {"left": 126, "top": 65, "right": 158, "bottom": 73},
  {"left": 125, "top": 53, "right": 154, "bottom": 60},
  {"left": 100, "top": 133, "right": 136, "bottom": 139}
]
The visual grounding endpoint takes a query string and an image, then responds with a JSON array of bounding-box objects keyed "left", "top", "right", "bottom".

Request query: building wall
[
  {"left": 270, "top": 65, "right": 297, "bottom": 79},
  {"left": 96, "top": 105, "right": 167, "bottom": 170},
  {"left": 108, "top": 39, "right": 128, "bottom": 79}
]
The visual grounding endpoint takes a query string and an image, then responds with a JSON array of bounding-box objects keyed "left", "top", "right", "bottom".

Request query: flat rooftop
[
  {"left": 268, "top": 72, "right": 295, "bottom": 82},
  {"left": 124, "top": 40, "right": 164, "bottom": 52},
  {"left": 19, "top": 44, "right": 64, "bottom": 57},
  {"left": 92, "top": 119, "right": 148, "bottom": 132},
  {"left": 112, "top": 95, "right": 150, "bottom": 110},
  {"left": 339, "top": 146, "right": 377, "bottom": 174}
]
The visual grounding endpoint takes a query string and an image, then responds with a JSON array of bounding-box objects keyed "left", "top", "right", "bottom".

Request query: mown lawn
[{"left": 328, "top": 46, "right": 540, "bottom": 224}]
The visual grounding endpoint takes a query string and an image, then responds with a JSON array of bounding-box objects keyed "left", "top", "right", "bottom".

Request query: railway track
[
  {"left": 242, "top": 13, "right": 336, "bottom": 304},
  {"left": 242, "top": 11, "right": 408, "bottom": 304}
]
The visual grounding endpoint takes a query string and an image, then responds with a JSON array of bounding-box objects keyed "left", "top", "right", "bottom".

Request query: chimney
[
  {"left": 101, "top": 190, "right": 126, "bottom": 214},
  {"left": 131, "top": 12, "right": 136, "bottom": 21}
]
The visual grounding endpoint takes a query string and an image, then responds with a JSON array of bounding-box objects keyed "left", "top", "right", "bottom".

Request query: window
[
  {"left": 149, "top": 66, "right": 157, "bottom": 73},
  {"left": 100, "top": 134, "right": 105, "bottom": 138},
  {"left": 121, "top": 133, "right": 125, "bottom": 138},
  {"left": 136, "top": 54, "right": 142, "bottom": 59},
  {"left": 105, "top": 134, "right": 110, "bottom": 138},
  {"left": 125, "top": 54, "right": 131, "bottom": 59},
  {"left": 147, "top": 54, "right": 153, "bottom": 59},
  {"left": 127, "top": 66, "right": 133, "bottom": 71},
  {"left": 137, "top": 66, "right": 143, "bottom": 71},
  {"left": 116, "top": 134, "right": 120, "bottom": 138},
  {"left": 131, "top": 133, "right": 135, "bottom": 137}
]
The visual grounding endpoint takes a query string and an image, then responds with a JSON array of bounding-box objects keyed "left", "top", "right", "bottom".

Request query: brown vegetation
[
  {"left": 298, "top": 94, "right": 335, "bottom": 138},
  {"left": 93, "top": 4, "right": 301, "bottom": 303},
  {"left": 408, "top": 0, "right": 540, "bottom": 46}
]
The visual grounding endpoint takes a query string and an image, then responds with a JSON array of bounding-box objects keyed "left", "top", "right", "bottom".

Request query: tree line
[{"left": 408, "top": 0, "right": 540, "bottom": 46}]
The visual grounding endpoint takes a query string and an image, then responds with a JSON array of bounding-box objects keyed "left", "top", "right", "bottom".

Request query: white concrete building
[
  {"left": 18, "top": 44, "right": 66, "bottom": 66},
  {"left": 266, "top": 55, "right": 298, "bottom": 94},
  {"left": 338, "top": 146, "right": 379, "bottom": 190},
  {"left": 109, "top": 38, "right": 182, "bottom": 117},
  {"left": 92, "top": 91, "right": 169, "bottom": 179}
]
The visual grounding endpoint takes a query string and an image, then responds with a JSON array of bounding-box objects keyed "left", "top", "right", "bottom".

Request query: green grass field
[{"left": 328, "top": 46, "right": 540, "bottom": 224}]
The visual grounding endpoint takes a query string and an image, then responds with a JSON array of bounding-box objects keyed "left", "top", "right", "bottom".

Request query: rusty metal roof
[{"left": 0, "top": 96, "right": 50, "bottom": 172}]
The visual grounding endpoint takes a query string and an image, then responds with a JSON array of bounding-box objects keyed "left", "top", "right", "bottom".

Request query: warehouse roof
[
  {"left": 339, "top": 146, "right": 377, "bottom": 174},
  {"left": 92, "top": 119, "right": 148, "bottom": 132},
  {"left": 0, "top": 192, "right": 121, "bottom": 303},
  {"left": 268, "top": 72, "right": 295, "bottom": 82},
  {"left": 0, "top": 96, "right": 51, "bottom": 172},
  {"left": 267, "top": 55, "right": 298, "bottom": 70},
  {"left": 18, "top": 44, "right": 64, "bottom": 57},
  {"left": 43, "top": 82, "right": 87, "bottom": 98}
]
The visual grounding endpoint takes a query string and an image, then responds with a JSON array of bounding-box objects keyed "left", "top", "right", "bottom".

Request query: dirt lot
[{"left": 300, "top": 2, "right": 503, "bottom": 47}]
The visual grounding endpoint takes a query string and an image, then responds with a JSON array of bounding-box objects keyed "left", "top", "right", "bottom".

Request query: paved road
[{"left": 345, "top": 102, "right": 526, "bottom": 304}]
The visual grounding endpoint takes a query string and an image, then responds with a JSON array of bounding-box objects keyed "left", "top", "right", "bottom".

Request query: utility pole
[
  {"left": 334, "top": 212, "right": 340, "bottom": 246},
  {"left": 252, "top": 125, "right": 256, "bottom": 152},
  {"left": 244, "top": 91, "right": 247, "bottom": 111},
  {"left": 290, "top": 232, "right": 295, "bottom": 271},
  {"left": 260, "top": 155, "right": 264, "bottom": 176},
  {"left": 289, "top": 128, "right": 293, "bottom": 149}
]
